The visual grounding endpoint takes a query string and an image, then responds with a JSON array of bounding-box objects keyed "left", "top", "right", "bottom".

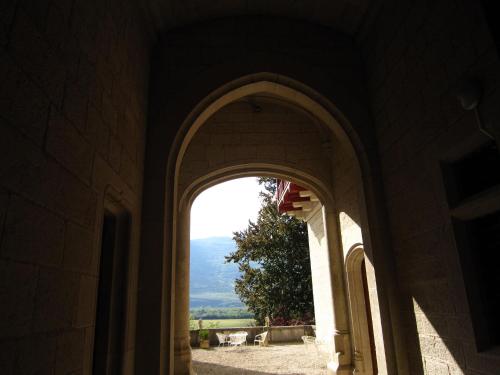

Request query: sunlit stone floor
[{"left": 192, "top": 343, "right": 329, "bottom": 374}]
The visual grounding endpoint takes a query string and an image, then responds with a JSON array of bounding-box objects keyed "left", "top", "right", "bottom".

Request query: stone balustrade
[{"left": 190, "top": 325, "right": 316, "bottom": 347}]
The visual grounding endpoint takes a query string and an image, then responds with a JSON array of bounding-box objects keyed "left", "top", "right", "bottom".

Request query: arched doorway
[
  {"left": 346, "top": 245, "right": 377, "bottom": 374},
  {"left": 136, "top": 73, "right": 407, "bottom": 375},
  {"left": 171, "top": 78, "right": 374, "bottom": 374}
]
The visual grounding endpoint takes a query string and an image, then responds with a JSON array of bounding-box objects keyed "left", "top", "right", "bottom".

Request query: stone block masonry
[
  {"left": 0, "top": 0, "right": 152, "bottom": 374},
  {"left": 358, "top": 0, "right": 500, "bottom": 374}
]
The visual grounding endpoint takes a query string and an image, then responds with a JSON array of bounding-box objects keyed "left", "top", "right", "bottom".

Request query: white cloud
[{"left": 190, "top": 177, "right": 263, "bottom": 239}]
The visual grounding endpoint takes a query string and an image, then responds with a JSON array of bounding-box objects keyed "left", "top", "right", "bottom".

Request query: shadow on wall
[
  {"left": 192, "top": 361, "right": 304, "bottom": 375},
  {"left": 403, "top": 296, "right": 467, "bottom": 374},
  {"left": 395, "top": 221, "right": 487, "bottom": 375}
]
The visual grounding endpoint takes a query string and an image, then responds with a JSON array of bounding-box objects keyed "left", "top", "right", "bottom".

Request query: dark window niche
[
  {"left": 442, "top": 142, "right": 500, "bottom": 207},
  {"left": 454, "top": 211, "right": 500, "bottom": 351},
  {"left": 93, "top": 210, "right": 130, "bottom": 375},
  {"left": 481, "top": 1, "right": 500, "bottom": 54},
  {"left": 443, "top": 140, "right": 500, "bottom": 352}
]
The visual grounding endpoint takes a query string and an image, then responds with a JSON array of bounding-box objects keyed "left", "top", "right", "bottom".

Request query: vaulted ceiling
[{"left": 147, "top": 0, "right": 373, "bottom": 36}]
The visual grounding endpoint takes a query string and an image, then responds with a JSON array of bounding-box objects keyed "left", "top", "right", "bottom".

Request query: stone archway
[
  {"left": 136, "top": 72, "right": 408, "bottom": 375},
  {"left": 345, "top": 245, "right": 377, "bottom": 375},
  {"left": 169, "top": 77, "right": 381, "bottom": 374},
  {"left": 177, "top": 168, "right": 348, "bottom": 372}
]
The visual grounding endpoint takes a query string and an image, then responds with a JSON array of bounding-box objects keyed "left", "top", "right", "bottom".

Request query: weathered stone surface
[
  {"left": 9, "top": 9, "right": 65, "bottom": 105},
  {"left": 361, "top": 1, "right": 500, "bottom": 373},
  {"left": 17, "top": 0, "right": 50, "bottom": 31},
  {"left": 48, "top": 166, "right": 98, "bottom": 228},
  {"left": 0, "top": 339, "right": 15, "bottom": 375},
  {"left": 86, "top": 103, "right": 110, "bottom": 159},
  {"left": 63, "top": 222, "right": 94, "bottom": 273},
  {"left": 74, "top": 275, "right": 97, "bottom": 328},
  {"left": 463, "top": 343, "right": 500, "bottom": 375},
  {"left": 0, "top": 1, "right": 17, "bottom": 46},
  {"left": 1, "top": 195, "right": 64, "bottom": 265},
  {"left": 0, "top": 260, "right": 38, "bottom": 338},
  {"left": 91, "top": 154, "right": 136, "bottom": 206},
  {"left": 101, "top": 93, "right": 118, "bottom": 133},
  {"left": 82, "top": 326, "right": 95, "bottom": 374},
  {"left": 2, "top": 0, "right": 500, "bottom": 374},
  {"left": 109, "top": 135, "right": 122, "bottom": 173},
  {"left": 0, "top": 52, "right": 50, "bottom": 145},
  {"left": 45, "top": 108, "right": 94, "bottom": 183},
  {"left": 420, "top": 335, "right": 465, "bottom": 367},
  {"left": 63, "top": 81, "right": 89, "bottom": 133},
  {"left": 118, "top": 107, "right": 137, "bottom": 161},
  {"left": 55, "top": 329, "right": 85, "bottom": 375},
  {"left": 0, "top": 331, "right": 58, "bottom": 375},
  {"left": 44, "top": 1, "right": 72, "bottom": 54},
  {"left": 15, "top": 333, "right": 57, "bottom": 375},
  {"left": 0, "top": 127, "right": 97, "bottom": 228},
  {"left": 0, "top": 120, "right": 47, "bottom": 199},
  {"left": 120, "top": 150, "right": 138, "bottom": 191},
  {"left": 414, "top": 312, "right": 448, "bottom": 338},
  {"left": 445, "top": 315, "right": 475, "bottom": 342},
  {"left": 180, "top": 100, "right": 331, "bottom": 191},
  {"left": 424, "top": 358, "right": 451, "bottom": 375},
  {"left": 0, "top": 189, "right": 8, "bottom": 239},
  {"left": 0, "top": 0, "right": 148, "bottom": 373},
  {"left": 33, "top": 267, "right": 80, "bottom": 333}
]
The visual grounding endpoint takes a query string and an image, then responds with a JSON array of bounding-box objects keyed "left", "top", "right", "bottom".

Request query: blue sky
[{"left": 190, "top": 177, "right": 263, "bottom": 239}]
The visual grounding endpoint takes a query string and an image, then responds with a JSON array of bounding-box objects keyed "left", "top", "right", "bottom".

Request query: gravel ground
[{"left": 192, "top": 343, "right": 330, "bottom": 374}]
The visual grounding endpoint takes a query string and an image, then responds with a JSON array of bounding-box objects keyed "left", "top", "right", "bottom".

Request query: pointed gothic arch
[{"left": 137, "top": 73, "right": 408, "bottom": 374}]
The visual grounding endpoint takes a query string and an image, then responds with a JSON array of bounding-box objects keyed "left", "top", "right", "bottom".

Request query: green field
[{"left": 189, "top": 318, "right": 255, "bottom": 330}]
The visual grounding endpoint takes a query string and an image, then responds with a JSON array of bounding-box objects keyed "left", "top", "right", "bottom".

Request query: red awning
[{"left": 276, "top": 179, "right": 310, "bottom": 214}]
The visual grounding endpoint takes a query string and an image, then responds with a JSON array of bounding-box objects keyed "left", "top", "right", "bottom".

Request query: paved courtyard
[{"left": 192, "top": 343, "right": 330, "bottom": 374}]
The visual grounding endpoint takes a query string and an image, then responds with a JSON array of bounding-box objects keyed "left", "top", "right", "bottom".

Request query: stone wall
[
  {"left": 0, "top": 0, "right": 151, "bottom": 374},
  {"left": 180, "top": 100, "right": 330, "bottom": 194},
  {"left": 3, "top": 1, "right": 498, "bottom": 373},
  {"left": 358, "top": 1, "right": 500, "bottom": 374}
]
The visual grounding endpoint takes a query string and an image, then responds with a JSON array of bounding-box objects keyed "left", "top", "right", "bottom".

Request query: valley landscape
[{"left": 189, "top": 236, "right": 254, "bottom": 327}]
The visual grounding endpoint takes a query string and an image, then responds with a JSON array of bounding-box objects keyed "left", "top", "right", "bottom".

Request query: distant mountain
[{"left": 189, "top": 236, "right": 244, "bottom": 308}]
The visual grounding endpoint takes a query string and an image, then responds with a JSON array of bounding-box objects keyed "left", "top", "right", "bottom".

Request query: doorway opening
[
  {"left": 188, "top": 176, "right": 331, "bottom": 374},
  {"left": 93, "top": 208, "right": 130, "bottom": 374},
  {"left": 136, "top": 75, "right": 402, "bottom": 374},
  {"left": 188, "top": 177, "right": 262, "bottom": 331},
  {"left": 346, "top": 246, "right": 377, "bottom": 374}
]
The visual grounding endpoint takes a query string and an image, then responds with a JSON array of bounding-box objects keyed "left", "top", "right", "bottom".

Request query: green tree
[{"left": 226, "top": 178, "right": 315, "bottom": 326}]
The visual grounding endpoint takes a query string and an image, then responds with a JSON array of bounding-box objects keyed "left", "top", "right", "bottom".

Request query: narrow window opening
[
  {"left": 456, "top": 211, "right": 500, "bottom": 350},
  {"left": 93, "top": 210, "right": 130, "bottom": 374},
  {"left": 443, "top": 141, "right": 500, "bottom": 206},
  {"left": 443, "top": 141, "right": 500, "bottom": 352},
  {"left": 480, "top": 1, "right": 500, "bottom": 53}
]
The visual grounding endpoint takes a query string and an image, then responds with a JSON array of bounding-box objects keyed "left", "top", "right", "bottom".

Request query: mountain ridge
[{"left": 190, "top": 236, "right": 244, "bottom": 308}]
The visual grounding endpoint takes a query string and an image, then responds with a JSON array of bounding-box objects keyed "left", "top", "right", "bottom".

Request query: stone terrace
[{"left": 192, "top": 343, "right": 330, "bottom": 374}]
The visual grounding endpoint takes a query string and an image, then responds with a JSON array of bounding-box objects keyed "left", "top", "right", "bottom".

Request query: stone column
[
  {"left": 307, "top": 207, "right": 336, "bottom": 347},
  {"left": 323, "top": 206, "right": 353, "bottom": 375},
  {"left": 173, "top": 206, "right": 194, "bottom": 374}
]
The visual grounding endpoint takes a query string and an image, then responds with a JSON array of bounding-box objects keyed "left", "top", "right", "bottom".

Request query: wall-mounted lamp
[
  {"left": 455, "top": 77, "right": 494, "bottom": 140},
  {"left": 455, "top": 77, "right": 482, "bottom": 110}
]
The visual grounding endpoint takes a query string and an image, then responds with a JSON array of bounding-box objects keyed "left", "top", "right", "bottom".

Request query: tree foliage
[{"left": 225, "top": 177, "right": 314, "bottom": 326}]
